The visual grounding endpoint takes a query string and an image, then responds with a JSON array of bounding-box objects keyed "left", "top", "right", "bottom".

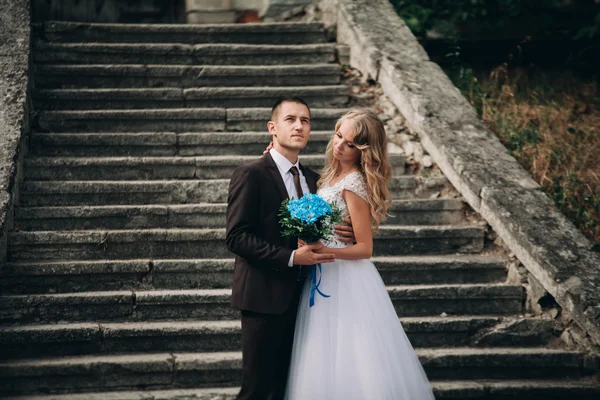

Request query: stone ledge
[
  {"left": 0, "top": 0, "right": 30, "bottom": 264},
  {"left": 323, "top": 0, "right": 600, "bottom": 345}
]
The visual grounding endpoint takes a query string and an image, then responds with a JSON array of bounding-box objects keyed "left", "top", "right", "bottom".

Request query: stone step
[
  {"left": 0, "top": 283, "right": 521, "bottom": 324},
  {"left": 386, "top": 199, "right": 465, "bottom": 225},
  {"left": 7, "top": 225, "right": 484, "bottom": 262},
  {"left": 33, "top": 42, "right": 337, "bottom": 65},
  {"left": 35, "top": 108, "right": 346, "bottom": 132},
  {"left": 29, "top": 131, "right": 333, "bottom": 157},
  {"left": 33, "top": 86, "right": 350, "bottom": 109},
  {"left": 0, "top": 349, "right": 595, "bottom": 395},
  {"left": 0, "top": 317, "right": 560, "bottom": 359},
  {"left": 19, "top": 176, "right": 446, "bottom": 206},
  {"left": 0, "top": 255, "right": 507, "bottom": 294},
  {"left": 38, "top": 21, "right": 328, "bottom": 44},
  {"left": 3, "top": 381, "right": 600, "bottom": 400},
  {"left": 14, "top": 199, "right": 462, "bottom": 231},
  {"left": 34, "top": 64, "right": 342, "bottom": 89},
  {"left": 23, "top": 153, "right": 405, "bottom": 180}
]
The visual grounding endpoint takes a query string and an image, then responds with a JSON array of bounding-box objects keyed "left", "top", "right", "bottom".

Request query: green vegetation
[
  {"left": 390, "top": 0, "right": 600, "bottom": 40},
  {"left": 449, "top": 62, "right": 600, "bottom": 246}
]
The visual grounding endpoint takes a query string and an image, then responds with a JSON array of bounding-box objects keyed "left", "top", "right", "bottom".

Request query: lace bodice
[{"left": 317, "top": 171, "right": 368, "bottom": 248}]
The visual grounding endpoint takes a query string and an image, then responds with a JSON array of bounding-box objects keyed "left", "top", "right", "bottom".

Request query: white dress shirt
[{"left": 269, "top": 148, "right": 310, "bottom": 267}]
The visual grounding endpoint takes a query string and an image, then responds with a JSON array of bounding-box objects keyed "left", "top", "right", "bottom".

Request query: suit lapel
[
  {"left": 263, "top": 153, "right": 290, "bottom": 202},
  {"left": 300, "top": 163, "right": 318, "bottom": 194}
]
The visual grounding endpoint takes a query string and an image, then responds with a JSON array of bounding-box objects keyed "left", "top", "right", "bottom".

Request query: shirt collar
[{"left": 269, "top": 148, "right": 300, "bottom": 174}]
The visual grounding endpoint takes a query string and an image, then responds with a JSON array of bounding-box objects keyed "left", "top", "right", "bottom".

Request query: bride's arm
[{"left": 316, "top": 189, "right": 373, "bottom": 260}]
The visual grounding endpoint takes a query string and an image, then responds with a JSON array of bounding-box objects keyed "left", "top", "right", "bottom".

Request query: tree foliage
[{"left": 390, "top": 0, "right": 600, "bottom": 40}]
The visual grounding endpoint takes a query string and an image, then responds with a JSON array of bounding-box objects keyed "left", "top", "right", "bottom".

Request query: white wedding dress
[{"left": 284, "top": 172, "right": 435, "bottom": 400}]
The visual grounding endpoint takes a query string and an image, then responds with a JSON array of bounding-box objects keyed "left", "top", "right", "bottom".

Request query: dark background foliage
[{"left": 389, "top": 0, "right": 600, "bottom": 247}]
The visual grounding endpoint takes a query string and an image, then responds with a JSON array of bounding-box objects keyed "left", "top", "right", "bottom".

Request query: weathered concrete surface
[
  {"left": 321, "top": 0, "right": 600, "bottom": 345},
  {"left": 39, "top": 20, "right": 327, "bottom": 44},
  {"left": 0, "top": 0, "right": 30, "bottom": 263},
  {"left": 259, "top": 0, "right": 311, "bottom": 18},
  {"left": 0, "top": 348, "right": 595, "bottom": 396}
]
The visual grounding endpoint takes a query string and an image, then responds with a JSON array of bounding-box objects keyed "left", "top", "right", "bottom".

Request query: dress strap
[{"left": 340, "top": 172, "right": 368, "bottom": 202}]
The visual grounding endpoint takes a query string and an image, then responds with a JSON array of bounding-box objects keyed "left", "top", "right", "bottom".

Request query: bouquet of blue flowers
[
  {"left": 278, "top": 193, "right": 341, "bottom": 243},
  {"left": 279, "top": 193, "right": 341, "bottom": 307}
]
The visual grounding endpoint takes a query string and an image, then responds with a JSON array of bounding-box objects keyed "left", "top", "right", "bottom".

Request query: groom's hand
[
  {"left": 334, "top": 217, "right": 356, "bottom": 244},
  {"left": 293, "top": 243, "right": 335, "bottom": 265}
]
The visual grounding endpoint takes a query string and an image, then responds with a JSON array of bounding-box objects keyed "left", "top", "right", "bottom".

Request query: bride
[{"left": 284, "top": 109, "right": 436, "bottom": 400}]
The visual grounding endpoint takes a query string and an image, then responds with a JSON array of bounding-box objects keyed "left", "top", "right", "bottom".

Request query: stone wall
[
  {"left": 317, "top": 0, "right": 600, "bottom": 345},
  {"left": 0, "top": 0, "right": 30, "bottom": 263}
]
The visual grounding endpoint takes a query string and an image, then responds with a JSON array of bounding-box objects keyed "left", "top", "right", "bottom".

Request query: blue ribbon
[{"left": 309, "top": 263, "right": 330, "bottom": 307}]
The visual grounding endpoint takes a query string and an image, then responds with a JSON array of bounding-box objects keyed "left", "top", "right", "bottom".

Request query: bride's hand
[
  {"left": 298, "top": 239, "right": 307, "bottom": 248},
  {"left": 262, "top": 141, "right": 274, "bottom": 155}
]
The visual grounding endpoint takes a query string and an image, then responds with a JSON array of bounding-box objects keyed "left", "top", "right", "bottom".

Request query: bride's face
[{"left": 332, "top": 120, "right": 361, "bottom": 165}]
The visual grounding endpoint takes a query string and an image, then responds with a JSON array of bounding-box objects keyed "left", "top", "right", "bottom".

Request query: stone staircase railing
[{"left": 0, "top": 0, "right": 31, "bottom": 264}]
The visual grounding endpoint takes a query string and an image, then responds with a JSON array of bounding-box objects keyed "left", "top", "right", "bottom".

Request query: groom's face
[{"left": 268, "top": 101, "right": 311, "bottom": 151}]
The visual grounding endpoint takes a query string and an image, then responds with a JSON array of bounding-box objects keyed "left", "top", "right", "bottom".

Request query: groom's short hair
[{"left": 271, "top": 96, "right": 311, "bottom": 120}]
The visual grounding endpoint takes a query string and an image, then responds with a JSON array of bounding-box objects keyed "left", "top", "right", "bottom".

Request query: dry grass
[{"left": 452, "top": 66, "right": 600, "bottom": 246}]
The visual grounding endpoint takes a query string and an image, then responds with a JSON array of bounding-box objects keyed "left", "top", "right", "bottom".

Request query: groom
[{"left": 226, "top": 97, "right": 350, "bottom": 399}]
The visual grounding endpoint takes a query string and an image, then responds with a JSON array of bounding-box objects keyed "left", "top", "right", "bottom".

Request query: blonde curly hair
[{"left": 318, "top": 109, "right": 392, "bottom": 231}]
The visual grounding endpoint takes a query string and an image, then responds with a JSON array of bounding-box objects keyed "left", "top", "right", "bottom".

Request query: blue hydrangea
[{"left": 287, "top": 193, "right": 333, "bottom": 224}]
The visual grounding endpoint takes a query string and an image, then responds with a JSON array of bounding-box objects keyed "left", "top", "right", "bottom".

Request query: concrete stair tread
[
  {"left": 34, "top": 86, "right": 349, "bottom": 98},
  {"left": 40, "top": 20, "right": 326, "bottom": 32},
  {"left": 25, "top": 154, "right": 332, "bottom": 166},
  {"left": 33, "top": 86, "right": 350, "bottom": 109},
  {"left": 15, "top": 199, "right": 464, "bottom": 220},
  {"left": 33, "top": 42, "right": 337, "bottom": 66},
  {"left": 3, "top": 380, "right": 600, "bottom": 400},
  {"left": 2, "top": 255, "right": 506, "bottom": 275},
  {"left": 8, "top": 225, "right": 484, "bottom": 245},
  {"left": 0, "top": 282, "right": 520, "bottom": 323},
  {"left": 19, "top": 175, "right": 443, "bottom": 193},
  {"left": 0, "top": 315, "right": 541, "bottom": 337},
  {"left": 18, "top": 176, "right": 447, "bottom": 206},
  {"left": 22, "top": 152, "right": 405, "bottom": 180},
  {"left": 34, "top": 64, "right": 341, "bottom": 76},
  {"left": 28, "top": 131, "right": 335, "bottom": 157},
  {"left": 24, "top": 153, "right": 403, "bottom": 167},
  {"left": 29, "top": 131, "right": 330, "bottom": 144},
  {"left": 0, "top": 258, "right": 230, "bottom": 275},
  {"left": 35, "top": 107, "right": 348, "bottom": 132},
  {"left": 34, "top": 41, "right": 338, "bottom": 53},
  {"left": 2, "top": 355, "right": 596, "bottom": 397},
  {"left": 33, "top": 64, "right": 342, "bottom": 88},
  {"left": 30, "top": 130, "right": 332, "bottom": 140},
  {"left": 0, "top": 315, "right": 560, "bottom": 358},
  {"left": 0, "top": 284, "right": 521, "bottom": 305},
  {"left": 0, "top": 315, "right": 567, "bottom": 359},
  {"left": 37, "top": 107, "right": 346, "bottom": 120},
  {"left": 38, "top": 21, "right": 328, "bottom": 45},
  {"left": 0, "top": 255, "right": 508, "bottom": 294},
  {"left": 8, "top": 225, "right": 484, "bottom": 262},
  {"left": 0, "top": 347, "right": 588, "bottom": 370}
]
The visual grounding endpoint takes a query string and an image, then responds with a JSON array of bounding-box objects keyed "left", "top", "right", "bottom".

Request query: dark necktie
[{"left": 289, "top": 166, "right": 304, "bottom": 198}]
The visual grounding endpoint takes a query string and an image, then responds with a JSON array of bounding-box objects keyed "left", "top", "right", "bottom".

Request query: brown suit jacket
[{"left": 226, "top": 152, "right": 319, "bottom": 315}]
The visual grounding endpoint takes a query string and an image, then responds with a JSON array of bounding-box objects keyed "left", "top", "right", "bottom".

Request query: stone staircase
[{"left": 0, "top": 20, "right": 598, "bottom": 399}]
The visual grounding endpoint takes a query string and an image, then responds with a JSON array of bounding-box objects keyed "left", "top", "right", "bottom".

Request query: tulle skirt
[{"left": 284, "top": 258, "right": 435, "bottom": 400}]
